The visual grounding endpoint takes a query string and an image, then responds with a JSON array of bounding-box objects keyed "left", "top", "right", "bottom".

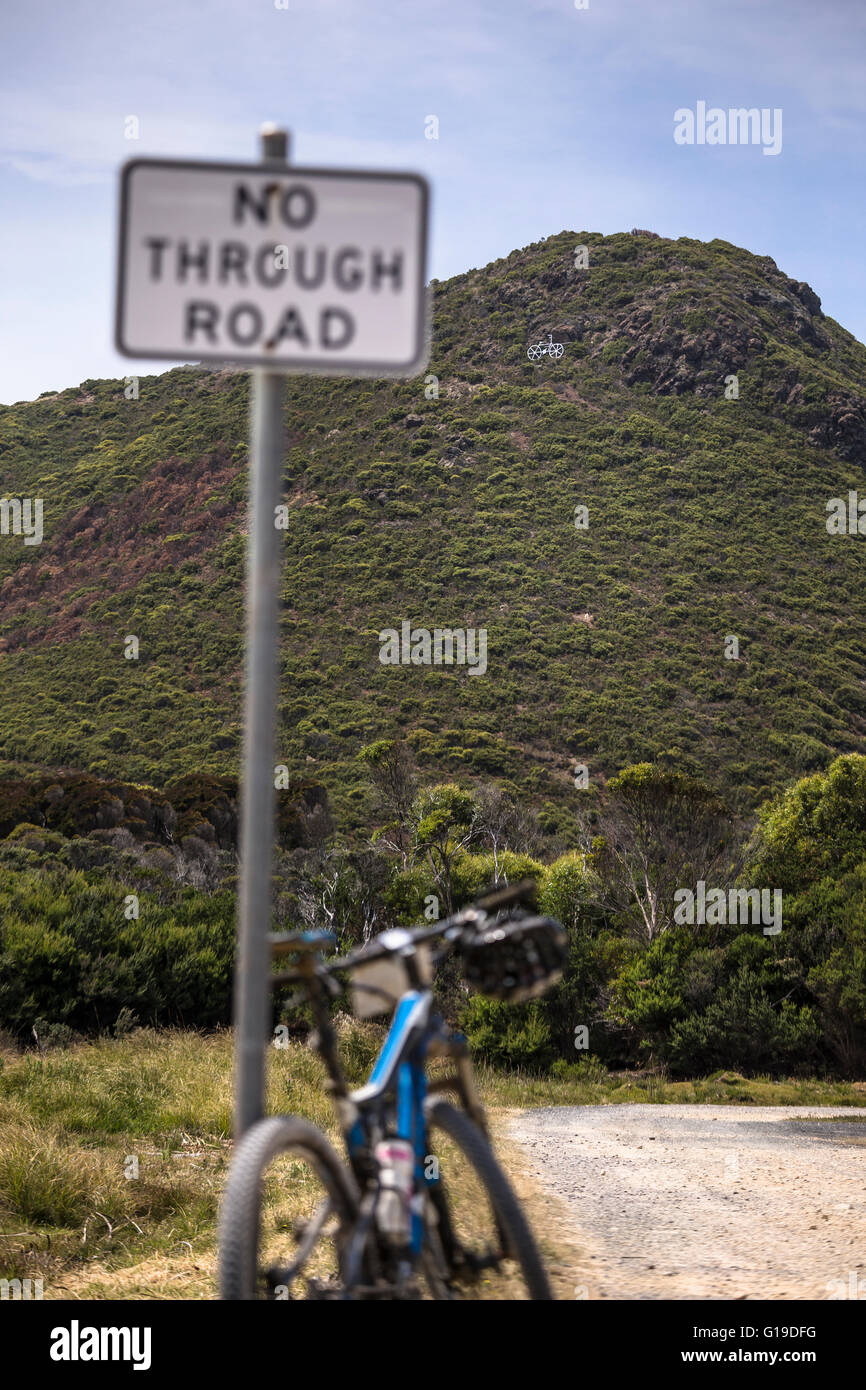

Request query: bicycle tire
[
  {"left": 424, "top": 1098, "right": 553, "bottom": 1300},
  {"left": 218, "top": 1115, "right": 361, "bottom": 1300}
]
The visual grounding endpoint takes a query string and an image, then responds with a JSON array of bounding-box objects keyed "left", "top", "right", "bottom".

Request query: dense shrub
[
  {"left": 0, "top": 843, "right": 234, "bottom": 1040},
  {"left": 667, "top": 968, "right": 822, "bottom": 1075},
  {"left": 1, "top": 751, "right": 865, "bottom": 1079},
  {"left": 459, "top": 997, "right": 555, "bottom": 1070}
]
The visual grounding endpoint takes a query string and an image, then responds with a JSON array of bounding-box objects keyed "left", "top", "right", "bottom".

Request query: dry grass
[{"left": 0, "top": 1026, "right": 576, "bottom": 1299}]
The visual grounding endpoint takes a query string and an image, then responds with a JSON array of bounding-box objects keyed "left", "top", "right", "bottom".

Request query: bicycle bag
[{"left": 459, "top": 913, "right": 567, "bottom": 1003}]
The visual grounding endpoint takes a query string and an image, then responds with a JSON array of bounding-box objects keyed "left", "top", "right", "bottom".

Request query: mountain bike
[
  {"left": 527, "top": 333, "right": 564, "bottom": 360},
  {"left": 218, "top": 880, "right": 566, "bottom": 1300}
]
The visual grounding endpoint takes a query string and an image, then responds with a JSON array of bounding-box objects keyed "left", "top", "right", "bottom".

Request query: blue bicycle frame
[{"left": 345, "top": 990, "right": 434, "bottom": 1255}]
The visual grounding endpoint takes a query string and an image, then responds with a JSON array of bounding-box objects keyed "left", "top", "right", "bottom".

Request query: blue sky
[{"left": 1, "top": 0, "right": 864, "bottom": 404}]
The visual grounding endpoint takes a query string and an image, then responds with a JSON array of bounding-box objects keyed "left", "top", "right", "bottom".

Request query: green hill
[{"left": 2, "top": 228, "right": 866, "bottom": 834}]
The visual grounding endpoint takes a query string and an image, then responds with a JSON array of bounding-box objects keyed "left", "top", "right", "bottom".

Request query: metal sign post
[
  {"left": 115, "top": 125, "right": 429, "bottom": 1142},
  {"left": 233, "top": 125, "right": 289, "bottom": 1137}
]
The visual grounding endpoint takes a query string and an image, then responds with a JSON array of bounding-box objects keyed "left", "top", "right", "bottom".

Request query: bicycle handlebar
[{"left": 319, "top": 879, "right": 539, "bottom": 976}]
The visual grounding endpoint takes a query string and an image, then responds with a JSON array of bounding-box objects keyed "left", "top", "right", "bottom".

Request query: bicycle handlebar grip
[{"left": 474, "top": 878, "right": 538, "bottom": 913}]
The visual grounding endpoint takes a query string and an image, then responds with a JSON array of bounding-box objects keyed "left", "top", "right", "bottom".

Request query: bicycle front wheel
[
  {"left": 218, "top": 1115, "right": 361, "bottom": 1300},
  {"left": 423, "top": 1099, "right": 553, "bottom": 1300}
]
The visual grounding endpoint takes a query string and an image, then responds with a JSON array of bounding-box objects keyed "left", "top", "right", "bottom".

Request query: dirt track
[{"left": 506, "top": 1105, "right": 866, "bottom": 1300}]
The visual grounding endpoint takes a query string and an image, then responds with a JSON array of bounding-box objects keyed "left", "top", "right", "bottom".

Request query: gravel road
[{"left": 506, "top": 1105, "right": 866, "bottom": 1300}]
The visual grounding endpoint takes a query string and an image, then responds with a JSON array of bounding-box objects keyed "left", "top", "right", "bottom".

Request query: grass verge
[{"left": 1, "top": 1028, "right": 863, "bottom": 1299}]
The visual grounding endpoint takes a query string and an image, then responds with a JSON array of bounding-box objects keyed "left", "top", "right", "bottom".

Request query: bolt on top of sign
[{"left": 116, "top": 159, "right": 429, "bottom": 376}]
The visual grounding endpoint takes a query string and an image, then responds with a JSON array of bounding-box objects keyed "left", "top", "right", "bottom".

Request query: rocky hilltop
[{"left": 1, "top": 229, "right": 865, "bottom": 834}]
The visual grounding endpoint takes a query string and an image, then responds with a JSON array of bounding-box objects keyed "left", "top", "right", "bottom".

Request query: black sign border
[{"left": 115, "top": 157, "right": 430, "bottom": 378}]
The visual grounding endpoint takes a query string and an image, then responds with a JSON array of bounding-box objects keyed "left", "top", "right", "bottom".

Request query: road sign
[{"left": 116, "top": 156, "right": 429, "bottom": 376}]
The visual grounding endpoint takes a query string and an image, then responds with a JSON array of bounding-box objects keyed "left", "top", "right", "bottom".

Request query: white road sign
[{"left": 115, "top": 158, "right": 429, "bottom": 376}]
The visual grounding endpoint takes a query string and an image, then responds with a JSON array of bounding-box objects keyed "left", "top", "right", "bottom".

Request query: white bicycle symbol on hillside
[{"left": 527, "top": 333, "right": 564, "bottom": 361}]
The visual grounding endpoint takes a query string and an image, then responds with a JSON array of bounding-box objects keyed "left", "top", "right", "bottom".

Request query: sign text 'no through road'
[{"left": 116, "top": 158, "right": 429, "bottom": 376}]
